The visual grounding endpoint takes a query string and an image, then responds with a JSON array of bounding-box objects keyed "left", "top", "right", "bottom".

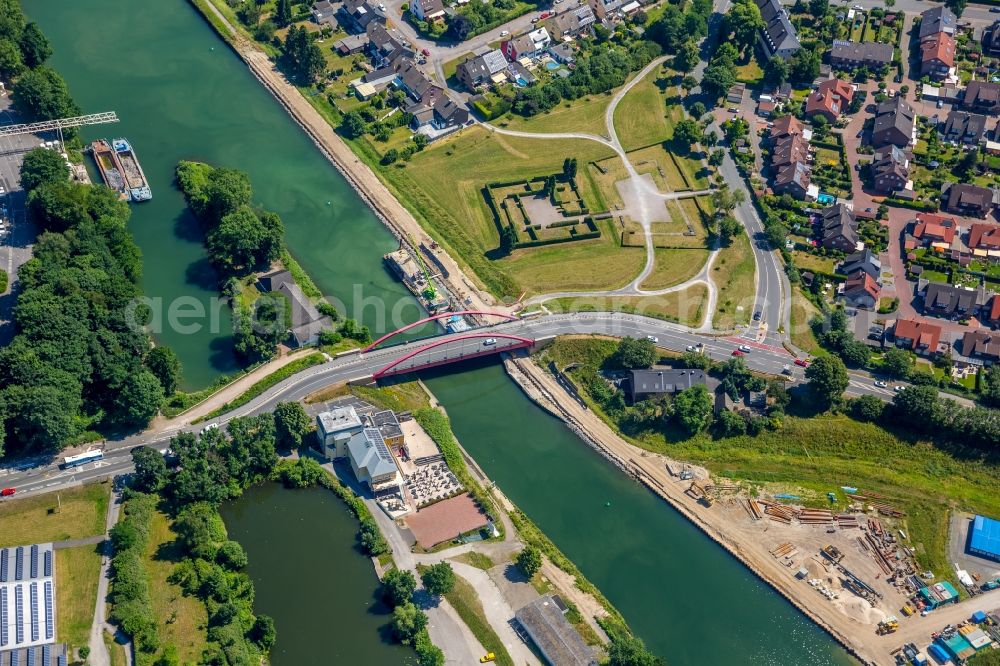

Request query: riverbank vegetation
[
  {"left": 537, "top": 337, "right": 1000, "bottom": 580},
  {"left": 0, "top": 145, "right": 174, "bottom": 454}
]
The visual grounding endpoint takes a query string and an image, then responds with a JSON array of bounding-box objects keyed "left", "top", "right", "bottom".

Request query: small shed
[{"left": 972, "top": 610, "right": 988, "bottom": 624}]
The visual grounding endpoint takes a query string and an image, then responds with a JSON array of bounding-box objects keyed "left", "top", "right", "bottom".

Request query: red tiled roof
[
  {"left": 990, "top": 294, "right": 1000, "bottom": 323},
  {"left": 894, "top": 318, "right": 942, "bottom": 352},
  {"left": 805, "top": 79, "right": 854, "bottom": 119},
  {"left": 920, "top": 32, "right": 956, "bottom": 68},
  {"left": 913, "top": 212, "right": 959, "bottom": 244},
  {"left": 968, "top": 223, "right": 1000, "bottom": 250},
  {"left": 770, "top": 115, "right": 804, "bottom": 138},
  {"left": 845, "top": 270, "right": 880, "bottom": 301}
]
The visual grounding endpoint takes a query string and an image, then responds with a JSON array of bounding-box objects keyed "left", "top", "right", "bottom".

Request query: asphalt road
[{"left": 0, "top": 311, "right": 918, "bottom": 499}]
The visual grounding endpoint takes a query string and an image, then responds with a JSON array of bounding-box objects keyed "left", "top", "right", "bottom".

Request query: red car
[
  {"left": 1, "top": 488, "right": 15, "bottom": 497},
  {"left": 731, "top": 350, "right": 745, "bottom": 357},
  {"left": 421, "top": 48, "right": 431, "bottom": 57},
  {"left": 539, "top": 11, "right": 552, "bottom": 18},
  {"left": 794, "top": 358, "right": 809, "bottom": 367}
]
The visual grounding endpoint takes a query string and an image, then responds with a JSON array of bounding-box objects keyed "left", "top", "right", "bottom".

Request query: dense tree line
[
  {"left": 0, "top": 1, "right": 79, "bottom": 123},
  {"left": 380, "top": 567, "right": 445, "bottom": 666},
  {"left": 0, "top": 153, "right": 174, "bottom": 456},
  {"left": 108, "top": 493, "right": 161, "bottom": 656},
  {"left": 279, "top": 25, "right": 326, "bottom": 85}
]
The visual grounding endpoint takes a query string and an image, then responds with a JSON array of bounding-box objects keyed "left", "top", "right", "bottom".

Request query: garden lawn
[
  {"left": 712, "top": 232, "right": 756, "bottom": 329},
  {"left": 791, "top": 250, "right": 837, "bottom": 275},
  {"left": 640, "top": 248, "right": 710, "bottom": 290},
  {"left": 734, "top": 58, "right": 763, "bottom": 85},
  {"left": 546, "top": 283, "right": 708, "bottom": 327},
  {"left": 56, "top": 545, "right": 103, "bottom": 656},
  {"left": 144, "top": 510, "right": 209, "bottom": 664},
  {"left": 614, "top": 68, "right": 673, "bottom": 151},
  {"left": 0, "top": 482, "right": 109, "bottom": 547}
]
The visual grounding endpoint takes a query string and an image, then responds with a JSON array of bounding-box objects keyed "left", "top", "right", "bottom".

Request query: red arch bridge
[
  {"left": 371, "top": 333, "right": 535, "bottom": 380},
  {"left": 363, "top": 311, "right": 520, "bottom": 352}
]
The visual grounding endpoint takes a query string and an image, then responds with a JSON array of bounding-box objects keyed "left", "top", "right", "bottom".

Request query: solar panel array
[
  {"left": 0, "top": 644, "right": 67, "bottom": 666},
  {"left": 0, "top": 543, "right": 58, "bottom": 656}
]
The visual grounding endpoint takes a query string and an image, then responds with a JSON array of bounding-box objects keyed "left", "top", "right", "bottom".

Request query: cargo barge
[
  {"left": 90, "top": 139, "right": 128, "bottom": 200},
  {"left": 112, "top": 138, "right": 151, "bottom": 201}
]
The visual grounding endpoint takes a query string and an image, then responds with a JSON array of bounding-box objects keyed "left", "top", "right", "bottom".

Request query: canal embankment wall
[
  {"left": 501, "top": 351, "right": 881, "bottom": 666},
  {"left": 186, "top": 0, "right": 495, "bottom": 318}
]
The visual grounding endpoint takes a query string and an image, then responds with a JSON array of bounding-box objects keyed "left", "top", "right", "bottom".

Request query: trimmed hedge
[{"left": 885, "top": 197, "right": 937, "bottom": 212}]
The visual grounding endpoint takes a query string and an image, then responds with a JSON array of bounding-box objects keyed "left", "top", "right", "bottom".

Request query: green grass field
[
  {"left": 546, "top": 283, "right": 708, "bottom": 327},
  {"left": 145, "top": 511, "right": 209, "bottom": 664},
  {"left": 614, "top": 67, "right": 674, "bottom": 151},
  {"left": 640, "top": 249, "right": 710, "bottom": 290},
  {"left": 712, "top": 233, "right": 756, "bottom": 329},
  {"left": 790, "top": 286, "right": 823, "bottom": 355},
  {"left": 0, "top": 482, "right": 110, "bottom": 547},
  {"left": 499, "top": 92, "right": 616, "bottom": 137},
  {"left": 105, "top": 633, "right": 129, "bottom": 666},
  {"left": 56, "top": 544, "right": 103, "bottom": 656}
]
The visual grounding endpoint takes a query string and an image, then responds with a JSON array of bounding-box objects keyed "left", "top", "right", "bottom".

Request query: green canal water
[
  {"left": 221, "top": 483, "right": 410, "bottom": 665},
  {"left": 27, "top": 0, "right": 428, "bottom": 390},
  {"left": 424, "top": 360, "right": 857, "bottom": 666}
]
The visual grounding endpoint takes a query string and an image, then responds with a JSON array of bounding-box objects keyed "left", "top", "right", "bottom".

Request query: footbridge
[{"left": 371, "top": 333, "right": 534, "bottom": 379}]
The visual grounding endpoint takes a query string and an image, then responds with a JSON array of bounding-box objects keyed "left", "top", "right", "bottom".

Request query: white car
[
  {"left": 483, "top": 338, "right": 497, "bottom": 346},
  {"left": 686, "top": 345, "right": 696, "bottom": 352},
  {"left": 874, "top": 380, "right": 888, "bottom": 388},
  {"left": 738, "top": 344, "right": 751, "bottom": 353},
  {"left": 646, "top": 335, "right": 658, "bottom": 343},
  {"left": 202, "top": 423, "right": 220, "bottom": 434},
  {"left": 893, "top": 385, "right": 905, "bottom": 392},
  {"left": 500, "top": 30, "right": 510, "bottom": 36}
]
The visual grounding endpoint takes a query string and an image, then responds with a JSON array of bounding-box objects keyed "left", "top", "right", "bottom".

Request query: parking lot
[{"left": 0, "top": 89, "right": 65, "bottom": 345}]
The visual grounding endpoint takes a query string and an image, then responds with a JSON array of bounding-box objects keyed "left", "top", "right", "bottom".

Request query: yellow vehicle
[{"left": 480, "top": 653, "right": 496, "bottom": 663}]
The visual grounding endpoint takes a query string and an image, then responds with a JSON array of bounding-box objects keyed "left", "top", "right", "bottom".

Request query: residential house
[
  {"left": 983, "top": 19, "right": 1000, "bottom": 56},
  {"left": 805, "top": 78, "right": 854, "bottom": 123},
  {"left": 871, "top": 146, "right": 909, "bottom": 194},
  {"left": 334, "top": 33, "right": 370, "bottom": 55},
  {"left": 843, "top": 271, "right": 880, "bottom": 309},
  {"left": 502, "top": 28, "right": 551, "bottom": 61},
  {"left": 410, "top": 0, "right": 445, "bottom": 21},
  {"left": 339, "top": 0, "right": 386, "bottom": 33},
  {"left": 942, "top": 110, "right": 988, "bottom": 145},
  {"left": 549, "top": 43, "right": 576, "bottom": 64},
  {"left": 912, "top": 212, "right": 959, "bottom": 246},
  {"left": 892, "top": 318, "right": 943, "bottom": 355},
  {"left": 394, "top": 58, "right": 443, "bottom": 105},
  {"left": 590, "top": 0, "right": 626, "bottom": 20},
  {"left": 770, "top": 114, "right": 805, "bottom": 139},
  {"left": 455, "top": 49, "right": 508, "bottom": 91},
  {"left": 830, "top": 41, "right": 894, "bottom": 70},
  {"left": 629, "top": 369, "right": 710, "bottom": 403},
  {"left": 918, "top": 6, "right": 957, "bottom": 40},
  {"left": 987, "top": 294, "right": 1000, "bottom": 326},
  {"left": 963, "top": 81, "right": 1000, "bottom": 114},
  {"left": 257, "top": 269, "right": 332, "bottom": 347},
  {"left": 366, "top": 23, "right": 413, "bottom": 67},
  {"left": 410, "top": 96, "right": 470, "bottom": 133},
  {"left": 771, "top": 134, "right": 810, "bottom": 167},
  {"left": 872, "top": 96, "right": 915, "bottom": 148},
  {"left": 818, "top": 203, "right": 859, "bottom": 252},
  {"left": 968, "top": 223, "right": 1000, "bottom": 252},
  {"left": 755, "top": 0, "right": 801, "bottom": 60},
  {"left": 773, "top": 160, "right": 813, "bottom": 199},
  {"left": 312, "top": 0, "right": 338, "bottom": 27},
  {"left": 920, "top": 32, "right": 955, "bottom": 79},
  {"left": 945, "top": 183, "right": 994, "bottom": 218},
  {"left": 960, "top": 330, "right": 1000, "bottom": 364},
  {"left": 839, "top": 248, "right": 881, "bottom": 280},
  {"left": 922, "top": 281, "right": 987, "bottom": 319},
  {"left": 551, "top": 5, "right": 596, "bottom": 37}
]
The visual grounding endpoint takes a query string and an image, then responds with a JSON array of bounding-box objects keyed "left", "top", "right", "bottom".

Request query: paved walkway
[{"left": 86, "top": 489, "right": 127, "bottom": 666}]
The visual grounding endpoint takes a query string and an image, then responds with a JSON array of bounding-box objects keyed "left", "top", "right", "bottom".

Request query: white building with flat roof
[{"left": 316, "top": 406, "right": 365, "bottom": 460}]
